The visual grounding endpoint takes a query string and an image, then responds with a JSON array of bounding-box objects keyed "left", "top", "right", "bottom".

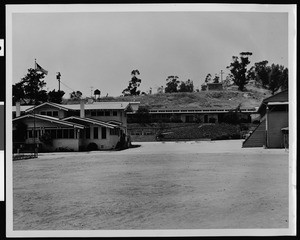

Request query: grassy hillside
[
  {"left": 64, "top": 84, "right": 271, "bottom": 110},
  {"left": 101, "top": 85, "right": 271, "bottom": 110}
]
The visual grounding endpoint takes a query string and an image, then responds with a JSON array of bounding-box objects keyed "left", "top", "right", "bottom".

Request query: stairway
[{"left": 243, "top": 120, "right": 266, "bottom": 148}]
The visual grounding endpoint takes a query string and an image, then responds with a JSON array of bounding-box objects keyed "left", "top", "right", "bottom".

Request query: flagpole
[{"left": 33, "top": 58, "right": 37, "bottom": 157}]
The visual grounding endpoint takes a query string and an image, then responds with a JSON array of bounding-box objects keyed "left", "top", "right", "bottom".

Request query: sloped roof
[
  {"left": 63, "top": 116, "right": 117, "bottom": 129},
  {"left": 12, "top": 101, "right": 134, "bottom": 112},
  {"left": 13, "top": 114, "right": 85, "bottom": 129},
  {"left": 257, "top": 90, "right": 288, "bottom": 115}
]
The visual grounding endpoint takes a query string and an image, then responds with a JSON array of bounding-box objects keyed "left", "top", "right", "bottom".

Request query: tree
[
  {"left": 165, "top": 76, "right": 180, "bottom": 93},
  {"left": 12, "top": 82, "right": 25, "bottom": 105},
  {"left": 227, "top": 52, "right": 253, "bottom": 91},
  {"left": 70, "top": 91, "right": 82, "bottom": 100},
  {"left": 122, "top": 70, "right": 142, "bottom": 96},
  {"left": 268, "top": 64, "right": 288, "bottom": 95},
  {"left": 205, "top": 74, "right": 212, "bottom": 83},
  {"left": 13, "top": 68, "right": 47, "bottom": 105},
  {"left": 13, "top": 122, "right": 27, "bottom": 142},
  {"left": 48, "top": 89, "right": 65, "bottom": 104},
  {"left": 253, "top": 60, "right": 271, "bottom": 88},
  {"left": 213, "top": 75, "right": 220, "bottom": 83},
  {"left": 178, "top": 79, "right": 194, "bottom": 92}
]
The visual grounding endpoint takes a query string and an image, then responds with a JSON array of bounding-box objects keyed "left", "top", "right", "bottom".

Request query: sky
[{"left": 11, "top": 7, "right": 289, "bottom": 98}]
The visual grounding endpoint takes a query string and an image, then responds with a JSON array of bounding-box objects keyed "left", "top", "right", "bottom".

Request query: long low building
[{"left": 127, "top": 106, "right": 257, "bottom": 123}]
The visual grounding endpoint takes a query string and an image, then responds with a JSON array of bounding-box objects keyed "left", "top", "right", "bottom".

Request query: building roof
[
  {"left": 13, "top": 101, "right": 134, "bottom": 112},
  {"left": 257, "top": 90, "right": 289, "bottom": 115},
  {"left": 13, "top": 114, "right": 85, "bottom": 129},
  {"left": 63, "top": 116, "right": 117, "bottom": 129}
]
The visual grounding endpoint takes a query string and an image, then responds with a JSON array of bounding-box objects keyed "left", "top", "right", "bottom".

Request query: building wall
[
  {"left": 85, "top": 109, "right": 127, "bottom": 126},
  {"left": 267, "top": 111, "right": 288, "bottom": 148},
  {"left": 31, "top": 105, "right": 67, "bottom": 119},
  {"left": 52, "top": 139, "right": 80, "bottom": 151},
  {"left": 81, "top": 124, "right": 120, "bottom": 150}
]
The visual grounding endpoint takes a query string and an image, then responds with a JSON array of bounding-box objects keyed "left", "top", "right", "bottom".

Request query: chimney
[
  {"left": 16, "top": 101, "right": 21, "bottom": 117},
  {"left": 80, "top": 100, "right": 85, "bottom": 118}
]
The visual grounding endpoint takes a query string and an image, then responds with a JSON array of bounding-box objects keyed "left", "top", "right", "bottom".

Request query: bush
[
  {"left": 56, "top": 147, "right": 74, "bottom": 152},
  {"left": 87, "top": 142, "right": 98, "bottom": 151}
]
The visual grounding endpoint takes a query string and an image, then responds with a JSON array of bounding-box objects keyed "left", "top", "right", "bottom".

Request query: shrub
[{"left": 87, "top": 142, "right": 98, "bottom": 151}]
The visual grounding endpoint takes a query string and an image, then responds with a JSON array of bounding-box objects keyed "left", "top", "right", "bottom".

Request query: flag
[{"left": 35, "top": 62, "right": 48, "bottom": 75}]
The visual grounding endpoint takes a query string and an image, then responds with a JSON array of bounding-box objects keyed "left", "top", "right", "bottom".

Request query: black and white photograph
[{"left": 5, "top": 3, "right": 296, "bottom": 238}]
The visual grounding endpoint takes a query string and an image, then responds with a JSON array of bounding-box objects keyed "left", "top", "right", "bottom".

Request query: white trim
[{"left": 63, "top": 116, "right": 117, "bottom": 129}]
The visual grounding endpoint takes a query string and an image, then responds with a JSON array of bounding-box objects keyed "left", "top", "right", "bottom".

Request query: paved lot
[{"left": 13, "top": 140, "right": 289, "bottom": 230}]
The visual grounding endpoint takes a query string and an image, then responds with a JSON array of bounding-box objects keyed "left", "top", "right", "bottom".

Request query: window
[
  {"left": 69, "top": 129, "right": 74, "bottom": 139},
  {"left": 101, "top": 127, "right": 106, "bottom": 139},
  {"left": 105, "top": 111, "right": 110, "bottom": 116},
  {"left": 91, "top": 110, "right": 96, "bottom": 116},
  {"left": 97, "top": 110, "right": 104, "bottom": 116},
  {"left": 63, "top": 129, "right": 69, "bottom": 138},
  {"left": 47, "top": 111, "right": 52, "bottom": 116},
  {"left": 113, "top": 111, "right": 117, "bottom": 116},
  {"left": 28, "top": 130, "right": 33, "bottom": 138},
  {"left": 53, "top": 111, "right": 59, "bottom": 117},
  {"left": 57, "top": 129, "right": 62, "bottom": 138},
  {"left": 94, "top": 127, "right": 98, "bottom": 139},
  {"left": 85, "top": 128, "right": 90, "bottom": 139},
  {"left": 40, "top": 111, "right": 46, "bottom": 115},
  {"left": 110, "top": 128, "right": 120, "bottom": 136},
  {"left": 50, "top": 129, "right": 56, "bottom": 139}
]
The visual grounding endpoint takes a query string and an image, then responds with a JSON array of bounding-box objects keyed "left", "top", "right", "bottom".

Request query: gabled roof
[
  {"left": 24, "top": 102, "right": 71, "bottom": 112},
  {"left": 63, "top": 116, "right": 117, "bottom": 129},
  {"left": 13, "top": 101, "right": 135, "bottom": 112},
  {"left": 257, "top": 90, "right": 288, "bottom": 115},
  {"left": 13, "top": 114, "right": 85, "bottom": 129}
]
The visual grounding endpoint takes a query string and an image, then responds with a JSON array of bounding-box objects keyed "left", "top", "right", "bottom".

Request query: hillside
[
  {"left": 99, "top": 85, "right": 271, "bottom": 110},
  {"left": 63, "top": 84, "right": 271, "bottom": 110}
]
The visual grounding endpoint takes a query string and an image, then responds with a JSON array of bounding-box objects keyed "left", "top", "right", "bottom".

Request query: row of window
[
  {"left": 27, "top": 128, "right": 77, "bottom": 139},
  {"left": 90, "top": 110, "right": 118, "bottom": 117},
  {"left": 40, "top": 111, "right": 59, "bottom": 117}
]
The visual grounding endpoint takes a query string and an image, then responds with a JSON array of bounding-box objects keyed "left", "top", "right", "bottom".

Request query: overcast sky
[{"left": 12, "top": 7, "right": 289, "bottom": 97}]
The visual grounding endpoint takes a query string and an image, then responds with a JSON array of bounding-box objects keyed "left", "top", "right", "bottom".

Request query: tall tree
[
  {"left": 268, "top": 64, "right": 288, "bottom": 95},
  {"left": 205, "top": 73, "right": 212, "bottom": 83},
  {"left": 13, "top": 68, "right": 47, "bottom": 105},
  {"left": 48, "top": 89, "right": 65, "bottom": 104},
  {"left": 227, "top": 52, "right": 253, "bottom": 91},
  {"left": 253, "top": 60, "right": 271, "bottom": 88},
  {"left": 213, "top": 75, "right": 220, "bottom": 83},
  {"left": 165, "top": 76, "right": 180, "bottom": 93},
  {"left": 122, "top": 70, "right": 142, "bottom": 96}
]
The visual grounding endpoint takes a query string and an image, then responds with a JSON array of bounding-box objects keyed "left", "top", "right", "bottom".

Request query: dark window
[
  {"left": 53, "top": 111, "right": 59, "bottom": 117},
  {"left": 94, "top": 127, "right": 98, "bottom": 139},
  {"left": 204, "top": 115, "right": 208, "bottom": 123},
  {"left": 105, "top": 111, "right": 110, "bottom": 116},
  {"left": 47, "top": 111, "right": 52, "bottom": 116},
  {"left": 57, "top": 129, "right": 62, "bottom": 138},
  {"left": 110, "top": 128, "right": 120, "bottom": 135},
  {"left": 40, "top": 111, "right": 46, "bottom": 115},
  {"left": 28, "top": 130, "right": 33, "bottom": 138},
  {"left": 113, "top": 111, "right": 117, "bottom": 116},
  {"left": 69, "top": 129, "right": 74, "bottom": 139},
  {"left": 79, "top": 130, "right": 83, "bottom": 139},
  {"left": 91, "top": 110, "right": 96, "bottom": 116},
  {"left": 63, "top": 129, "right": 69, "bottom": 138},
  {"left": 86, "top": 128, "right": 90, "bottom": 139},
  {"left": 50, "top": 129, "right": 56, "bottom": 138},
  {"left": 101, "top": 127, "right": 106, "bottom": 139},
  {"left": 97, "top": 110, "right": 104, "bottom": 116}
]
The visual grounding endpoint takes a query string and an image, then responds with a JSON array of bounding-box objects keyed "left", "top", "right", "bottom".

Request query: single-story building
[{"left": 243, "top": 90, "right": 288, "bottom": 148}]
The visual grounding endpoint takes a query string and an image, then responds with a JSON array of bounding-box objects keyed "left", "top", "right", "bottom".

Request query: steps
[{"left": 242, "top": 120, "right": 266, "bottom": 148}]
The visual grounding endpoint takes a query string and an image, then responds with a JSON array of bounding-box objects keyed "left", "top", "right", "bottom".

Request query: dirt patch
[{"left": 13, "top": 140, "right": 288, "bottom": 230}]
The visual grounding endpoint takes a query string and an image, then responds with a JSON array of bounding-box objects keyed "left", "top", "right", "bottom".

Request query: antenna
[{"left": 90, "top": 86, "right": 93, "bottom": 98}]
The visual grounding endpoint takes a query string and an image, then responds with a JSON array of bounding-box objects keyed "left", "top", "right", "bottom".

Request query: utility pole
[
  {"left": 56, "top": 72, "right": 61, "bottom": 91},
  {"left": 220, "top": 70, "right": 224, "bottom": 82}
]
